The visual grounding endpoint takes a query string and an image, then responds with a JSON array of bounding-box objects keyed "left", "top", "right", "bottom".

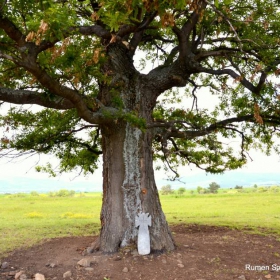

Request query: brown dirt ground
[{"left": 1, "top": 224, "right": 280, "bottom": 280}]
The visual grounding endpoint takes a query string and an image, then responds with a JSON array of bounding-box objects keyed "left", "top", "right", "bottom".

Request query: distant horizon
[
  {"left": 1, "top": 169, "right": 279, "bottom": 194},
  {"left": 1, "top": 147, "right": 279, "bottom": 194}
]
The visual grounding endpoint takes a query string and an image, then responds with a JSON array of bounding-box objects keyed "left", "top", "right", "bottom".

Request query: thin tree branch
[
  {"left": 168, "top": 114, "right": 280, "bottom": 139},
  {"left": 205, "top": 0, "right": 243, "bottom": 50},
  {"left": 0, "top": 0, "right": 6, "bottom": 12},
  {"left": 0, "top": 51, "right": 15, "bottom": 61},
  {"left": 76, "top": 25, "right": 112, "bottom": 39},
  {"left": 199, "top": 66, "right": 257, "bottom": 93},
  {"left": 0, "top": 13, "right": 25, "bottom": 45},
  {"left": 194, "top": 48, "right": 239, "bottom": 61}
]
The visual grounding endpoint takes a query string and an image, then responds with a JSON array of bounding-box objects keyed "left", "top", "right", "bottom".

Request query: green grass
[
  {"left": 1, "top": 190, "right": 280, "bottom": 257},
  {"left": 0, "top": 193, "right": 102, "bottom": 257},
  {"left": 162, "top": 192, "right": 280, "bottom": 235}
]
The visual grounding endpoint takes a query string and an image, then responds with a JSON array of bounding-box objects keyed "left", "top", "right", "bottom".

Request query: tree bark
[{"left": 99, "top": 121, "right": 175, "bottom": 253}]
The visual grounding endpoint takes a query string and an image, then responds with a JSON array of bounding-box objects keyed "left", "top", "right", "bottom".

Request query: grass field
[{"left": 1, "top": 189, "right": 280, "bottom": 257}]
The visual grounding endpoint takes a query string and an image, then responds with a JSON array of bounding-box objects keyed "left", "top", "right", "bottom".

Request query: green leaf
[{"left": 224, "top": 0, "right": 232, "bottom": 5}]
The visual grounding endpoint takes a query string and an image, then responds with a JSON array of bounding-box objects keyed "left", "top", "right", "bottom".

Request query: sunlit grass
[
  {"left": 0, "top": 193, "right": 102, "bottom": 257},
  {"left": 161, "top": 192, "right": 280, "bottom": 235},
  {"left": 1, "top": 190, "right": 280, "bottom": 258},
  {"left": 25, "top": 211, "right": 45, "bottom": 218},
  {"left": 61, "top": 212, "right": 93, "bottom": 219}
]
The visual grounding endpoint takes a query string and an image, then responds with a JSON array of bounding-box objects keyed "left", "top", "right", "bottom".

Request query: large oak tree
[{"left": 0, "top": 0, "right": 280, "bottom": 253}]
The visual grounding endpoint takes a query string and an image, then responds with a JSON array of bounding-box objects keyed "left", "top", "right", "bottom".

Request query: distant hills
[
  {"left": 0, "top": 170, "right": 279, "bottom": 194},
  {"left": 0, "top": 176, "right": 102, "bottom": 194},
  {"left": 170, "top": 170, "right": 280, "bottom": 189}
]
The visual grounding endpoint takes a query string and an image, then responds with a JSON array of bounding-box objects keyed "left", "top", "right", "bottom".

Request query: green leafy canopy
[{"left": 0, "top": 0, "right": 280, "bottom": 177}]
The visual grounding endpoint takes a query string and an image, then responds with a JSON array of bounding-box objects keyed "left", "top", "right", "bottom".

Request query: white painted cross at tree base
[{"left": 135, "top": 212, "right": 151, "bottom": 255}]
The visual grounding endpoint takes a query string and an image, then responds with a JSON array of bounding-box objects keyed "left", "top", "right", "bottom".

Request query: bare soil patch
[{"left": 1, "top": 224, "right": 280, "bottom": 280}]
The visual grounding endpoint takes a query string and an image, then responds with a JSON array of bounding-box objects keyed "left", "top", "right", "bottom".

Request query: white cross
[{"left": 135, "top": 212, "right": 151, "bottom": 255}]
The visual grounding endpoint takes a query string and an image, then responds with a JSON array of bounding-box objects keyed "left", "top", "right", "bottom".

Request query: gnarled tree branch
[
  {"left": 0, "top": 87, "right": 75, "bottom": 110},
  {"left": 150, "top": 114, "right": 280, "bottom": 141}
]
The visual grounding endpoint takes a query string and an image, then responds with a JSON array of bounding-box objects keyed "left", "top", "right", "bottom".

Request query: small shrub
[
  {"left": 30, "top": 191, "right": 39, "bottom": 196},
  {"left": 48, "top": 189, "right": 75, "bottom": 197},
  {"left": 269, "top": 186, "right": 280, "bottom": 193},
  {"left": 10, "top": 193, "right": 27, "bottom": 198},
  {"left": 199, "top": 188, "right": 209, "bottom": 194},
  {"left": 257, "top": 187, "right": 268, "bottom": 193},
  {"left": 177, "top": 187, "right": 186, "bottom": 196},
  {"left": 197, "top": 186, "right": 203, "bottom": 194},
  {"left": 208, "top": 182, "right": 220, "bottom": 194},
  {"left": 56, "top": 189, "right": 75, "bottom": 197},
  {"left": 160, "top": 185, "right": 174, "bottom": 195},
  {"left": 48, "top": 192, "right": 55, "bottom": 197}
]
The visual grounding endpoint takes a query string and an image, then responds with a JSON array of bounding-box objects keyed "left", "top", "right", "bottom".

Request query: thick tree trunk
[
  {"left": 95, "top": 42, "right": 175, "bottom": 253},
  {"left": 99, "top": 121, "right": 175, "bottom": 253}
]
